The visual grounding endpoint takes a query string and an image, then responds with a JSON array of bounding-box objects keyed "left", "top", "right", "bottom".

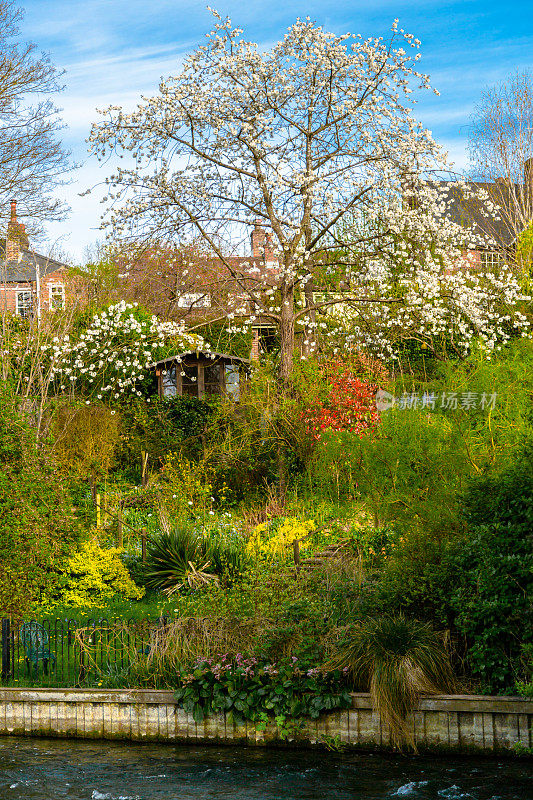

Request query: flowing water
[{"left": 0, "top": 737, "right": 531, "bottom": 800}]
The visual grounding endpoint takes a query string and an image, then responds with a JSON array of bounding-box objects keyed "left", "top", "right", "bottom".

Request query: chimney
[
  {"left": 251, "top": 218, "right": 275, "bottom": 262},
  {"left": 6, "top": 200, "right": 28, "bottom": 262}
]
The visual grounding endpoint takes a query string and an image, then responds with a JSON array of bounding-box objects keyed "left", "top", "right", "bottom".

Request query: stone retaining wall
[{"left": 0, "top": 689, "right": 531, "bottom": 753}]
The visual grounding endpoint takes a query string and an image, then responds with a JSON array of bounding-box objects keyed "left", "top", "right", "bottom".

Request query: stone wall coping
[{"left": 0, "top": 687, "right": 531, "bottom": 715}]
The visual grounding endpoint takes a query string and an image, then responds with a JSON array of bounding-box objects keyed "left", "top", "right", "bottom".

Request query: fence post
[
  {"left": 293, "top": 538, "right": 301, "bottom": 572},
  {"left": 141, "top": 527, "right": 147, "bottom": 563},
  {"left": 96, "top": 493, "right": 101, "bottom": 528},
  {"left": 117, "top": 501, "right": 123, "bottom": 549},
  {"left": 1, "top": 619, "right": 11, "bottom": 680},
  {"left": 141, "top": 451, "right": 149, "bottom": 488}
]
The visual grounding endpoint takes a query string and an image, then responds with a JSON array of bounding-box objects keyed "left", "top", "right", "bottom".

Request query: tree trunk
[
  {"left": 302, "top": 279, "right": 316, "bottom": 357},
  {"left": 276, "top": 284, "right": 295, "bottom": 499},
  {"left": 279, "top": 285, "right": 295, "bottom": 388}
]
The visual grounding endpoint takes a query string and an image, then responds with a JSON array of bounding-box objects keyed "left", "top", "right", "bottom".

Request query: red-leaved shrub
[{"left": 303, "top": 361, "right": 379, "bottom": 439}]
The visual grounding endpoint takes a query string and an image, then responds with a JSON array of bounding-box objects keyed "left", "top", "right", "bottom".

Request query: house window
[
  {"left": 49, "top": 284, "right": 65, "bottom": 310},
  {"left": 177, "top": 292, "right": 211, "bottom": 309},
  {"left": 225, "top": 364, "right": 240, "bottom": 401},
  {"left": 16, "top": 290, "right": 32, "bottom": 318},
  {"left": 480, "top": 251, "right": 504, "bottom": 269},
  {"left": 162, "top": 365, "right": 177, "bottom": 397}
]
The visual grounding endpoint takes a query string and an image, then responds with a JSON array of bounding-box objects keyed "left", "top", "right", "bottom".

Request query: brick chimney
[
  {"left": 6, "top": 200, "right": 28, "bottom": 262},
  {"left": 251, "top": 219, "right": 275, "bottom": 262}
]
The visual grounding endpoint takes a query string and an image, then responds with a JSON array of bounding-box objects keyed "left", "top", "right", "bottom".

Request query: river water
[{"left": 0, "top": 737, "right": 531, "bottom": 800}]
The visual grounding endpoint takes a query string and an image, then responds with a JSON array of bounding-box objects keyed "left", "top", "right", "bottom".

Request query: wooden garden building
[{"left": 152, "top": 351, "right": 250, "bottom": 401}]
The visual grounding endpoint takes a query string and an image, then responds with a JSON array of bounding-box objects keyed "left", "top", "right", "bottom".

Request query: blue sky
[{"left": 20, "top": 0, "right": 533, "bottom": 261}]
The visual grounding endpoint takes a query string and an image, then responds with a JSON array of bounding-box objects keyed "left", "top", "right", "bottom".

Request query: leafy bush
[
  {"left": 115, "top": 396, "right": 214, "bottom": 480},
  {"left": 0, "top": 395, "right": 82, "bottom": 616},
  {"left": 365, "top": 446, "right": 533, "bottom": 692},
  {"left": 329, "top": 615, "right": 455, "bottom": 748},
  {"left": 164, "top": 395, "right": 215, "bottom": 440},
  {"left": 202, "top": 388, "right": 281, "bottom": 500},
  {"left": 246, "top": 517, "right": 315, "bottom": 560},
  {"left": 302, "top": 361, "right": 379, "bottom": 438},
  {"left": 311, "top": 407, "right": 471, "bottom": 531},
  {"left": 44, "top": 538, "right": 145, "bottom": 608},
  {"left": 448, "top": 452, "right": 533, "bottom": 692},
  {"left": 174, "top": 653, "right": 351, "bottom": 724},
  {"left": 51, "top": 401, "right": 120, "bottom": 486}
]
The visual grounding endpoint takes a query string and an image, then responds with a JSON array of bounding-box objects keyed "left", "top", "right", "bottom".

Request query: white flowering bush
[
  {"left": 320, "top": 217, "right": 531, "bottom": 359},
  {"left": 47, "top": 301, "right": 206, "bottom": 398}
]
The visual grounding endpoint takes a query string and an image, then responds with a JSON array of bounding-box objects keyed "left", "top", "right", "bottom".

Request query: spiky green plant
[
  {"left": 143, "top": 527, "right": 204, "bottom": 595},
  {"left": 329, "top": 615, "right": 456, "bottom": 748},
  {"left": 143, "top": 522, "right": 246, "bottom": 595}
]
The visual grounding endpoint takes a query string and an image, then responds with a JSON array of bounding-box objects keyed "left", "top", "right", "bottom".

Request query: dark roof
[
  {"left": 151, "top": 351, "right": 250, "bottom": 368},
  {"left": 0, "top": 241, "right": 68, "bottom": 282},
  {"left": 436, "top": 181, "right": 519, "bottom": 248}
]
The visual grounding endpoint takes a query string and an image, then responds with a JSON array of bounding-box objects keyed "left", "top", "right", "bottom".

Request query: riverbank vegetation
[
  {"left": 0, "top": 9, "right": 531, "bottom": 749},
  {"left": 1, "top": 328, "right": 532, "bottom": 714}
]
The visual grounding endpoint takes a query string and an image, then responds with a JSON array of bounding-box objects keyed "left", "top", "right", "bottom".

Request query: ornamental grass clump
[{"left": 329, "top": 615, "right": 455, "bottom": 749}]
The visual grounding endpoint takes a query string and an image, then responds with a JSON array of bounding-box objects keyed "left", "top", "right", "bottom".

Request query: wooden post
[
  {"left": 141, "top": 451, "right": 149, "bottom": 488},
  {"left": 117, "top": 501, "right": 123, "bottom": 549},
  {"left": 78, "top": 632, "right": 86, "bottom": 686},
  {"left": 293, "top": 538, "right": 301, "bottom": 572},
  {"left": 96, "top": 493, "right": 101, "bottom": 528},
  {"left": 198, "top": 362, "right": 205, "bottom": 400},
  {"left": 141, "top": 527, "right": 147, "bottom": 563},
  {"left": 1, "top": 619, "right": 10, "bottom": 681}
]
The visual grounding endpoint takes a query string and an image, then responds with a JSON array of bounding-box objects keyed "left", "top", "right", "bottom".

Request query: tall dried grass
[
  {"left": 327, "top": 615, "right": 456, "bottom": 749},
  {"left": 78, "top": 616, "right": 266, "bottom": 688}
]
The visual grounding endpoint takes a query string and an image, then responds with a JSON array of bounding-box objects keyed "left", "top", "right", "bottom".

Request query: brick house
[
  {"left": 116, "top": 219, "right": 280, "bottom": 360},
  {"left": 435, "top": 161, "right": 533, "bottom": 269},
  {"left": 0, "top": 201, "right": 68, "bottom": 318}
]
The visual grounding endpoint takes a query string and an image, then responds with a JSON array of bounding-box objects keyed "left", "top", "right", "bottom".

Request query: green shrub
[
  {"left": 51, "top": 401, "right": 120, "bottom": 486},
  {"left": 174, "top": 654, "right": 351, "bottom": 725},
  {"left": 367, "top": 447, "right": 533, "bottom": 692},
  {"left": 312, "top": 408, "right": 470, "bottom": 534},
  {"left": 115, "top": 396, "right": 214, "bottom": 480},
  {"left": 449, "top": 452, "right": 533, "bottom": 692},
  {"left": 0, "top": 394, "right": 82, "bottom": 616},
  {"left": 42, "top": 538, "right": 145, "bottom": 609}
]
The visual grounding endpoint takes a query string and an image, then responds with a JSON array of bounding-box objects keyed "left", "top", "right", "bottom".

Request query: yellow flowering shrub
[
  {"left": 53, "top": 539, "right": 144, "bottom": 608},
  {"left": 246, "top": 517, "right": 316, "bottom": 559}
]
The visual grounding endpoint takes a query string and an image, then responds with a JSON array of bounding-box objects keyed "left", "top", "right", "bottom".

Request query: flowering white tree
[
  {"left": 48, "top": 302, "right": 206, "bottom": 398},
  {"left": 90, "top": 13, "right": 529, "bottom": 383}
]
